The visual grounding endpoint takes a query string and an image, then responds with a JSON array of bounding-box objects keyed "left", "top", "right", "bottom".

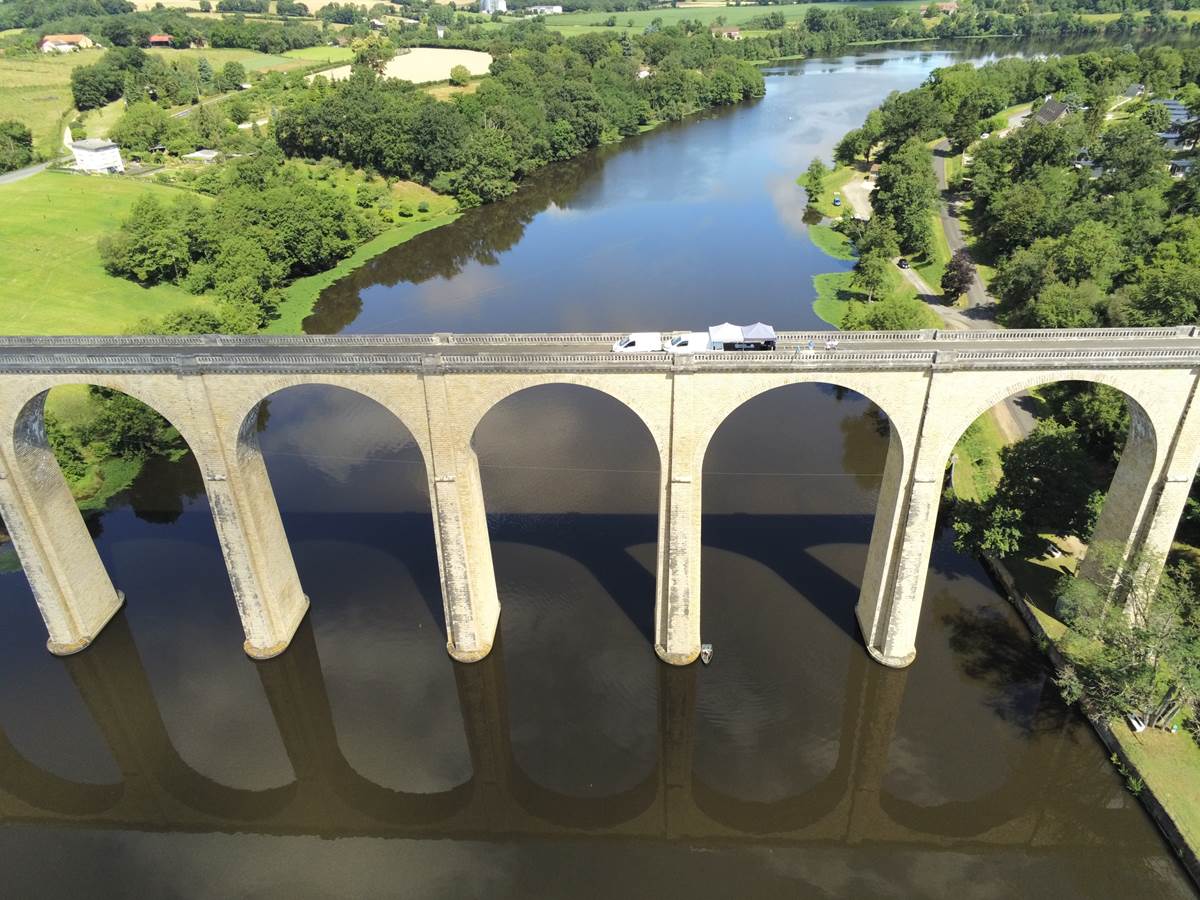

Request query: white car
[
  {"left": 665, "top": 332, "right": 715, "bottom": 354},
  {"left": 612, "top": 332, "right": 663, "bottom": 352}
]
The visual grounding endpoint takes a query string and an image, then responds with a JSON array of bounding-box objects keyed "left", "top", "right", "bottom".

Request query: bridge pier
[
  {"left": 655, "top": 366, "right": 701, "bottom": 665},
  {"left": 202, "top": 383, "right": 310, "bottom": 659},
  {"left": 423, "top": 366, "right": 500, "bottom": 663},
  {"left": 0, "top": 390, "right": 124, "bottom": 655},
  {"left": 855, "top": 431, "right": 938, "bottom": 669}
]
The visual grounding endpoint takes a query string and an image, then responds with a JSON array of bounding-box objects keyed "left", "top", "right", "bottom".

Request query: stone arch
[
  {"left": 450, "top": 373, "right": 671, "bottom": 459},
  {"left": 468, "top": 380, "right": 663, "bottom": 648},
  {"left": 690, "top": 373, "right": 915, "bottom": 477},
  {"left": 227, "top": 376, "right": 433, "bottom": 472},
  {"left": 921, "top": 372, "right": 1163, "bottom": 483}
]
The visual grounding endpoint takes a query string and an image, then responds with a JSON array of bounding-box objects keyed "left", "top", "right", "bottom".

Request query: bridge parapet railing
[{"left": 932, "top": 326, "right": 1193, "bottom": 341}]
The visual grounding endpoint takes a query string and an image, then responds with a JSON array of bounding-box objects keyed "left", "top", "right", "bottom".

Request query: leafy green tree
[
  {"left": 841, "top": 292, "right": 934, "bottom": 330},
  {"left": 0, "top": 120, "right": 34, "bottom": 173},
  {"left": 1024, "top": 280, "right": 1105, "bottom": 328},
  {"left": 1095, "top": 119, "right": 1168, "bottom": 194},
  {"left": 217, "top": 61, "right": 247, "bottom": 92},
  {"left": 449, "top": 64, "right": 471, "bottom": 87},
  {"left": 953, "top": 419, "right": 1102, "bottom": 558},
  {"left": 450, "top": 128, "right": 518, "bottom": 207},
  {"left": 833, "top": 128, "right": 868, "bottom": 165},
  {"left": 351, "top": 33, "right": 394, "bottom": 75},
  {"left": 1140, "top": 102, "right": 1171, "bottom": 133},
  {"left": 852, "top": 251, "right": 891, "bottom": 304},
  {"left": 98, "top": 194, "right": 199, "bottom": 284},
  {"left": 940, "top": 247, "right": 975, "bottom": 301},
  {"left": 803, "top": 157, "right": 829, "bottom": 206},
  {"left": 1056, "top": 545, "right": 1200, "bottom": 730},
  {"left": 71, "top": 63, "right": 126, "bottom": 111},
  {"left": 872, "top": 138, "right": 937, "bottom": 255}
]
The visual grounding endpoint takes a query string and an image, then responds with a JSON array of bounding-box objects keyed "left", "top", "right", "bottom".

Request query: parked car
[
  {"left": 832, "top": 196, "right": 842, "bottom": 207},
  {"left": 612, "top": 332, "right": 664, "bottom": 352},
  {"left": 897, "top": 258, "right": 909, "bottom": 269}
]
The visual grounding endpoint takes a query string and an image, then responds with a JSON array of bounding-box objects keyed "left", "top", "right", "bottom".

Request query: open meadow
[
  {"left": 0, "top": 50, "right": 101, "bottom": 156},
  {"left": 0, "top": 172, "right": 212, "bottom": 334},
  {"left": 496, "top": 0, "right": 925, "bottom": 34}
]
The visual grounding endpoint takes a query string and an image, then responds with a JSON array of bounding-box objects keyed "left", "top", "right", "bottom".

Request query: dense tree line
[
  {"left": 71, "top": 45, "right": 251, "bottom": 110},
  {"left": 99, "top": 150, "right": 382, "bottom": 330},
  {"left": 275, "top": 25, "right": 764, "bottom": 207},
  {"left": 0, "top": 0, "right": 132, "bottom": 31}
]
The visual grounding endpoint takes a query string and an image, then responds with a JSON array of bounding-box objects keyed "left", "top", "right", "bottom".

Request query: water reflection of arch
[
  {"left": 458, "top": 631, "right": 663, "bottom": 832},
  {"left": 61, "top": 613, "right": 300, "bottom": 824},
  {"left": 255, "top": 618, "right": 475, "bottom": 828},
  {"left": 0, "top": 727, "right": 123, "bottom": 817}
]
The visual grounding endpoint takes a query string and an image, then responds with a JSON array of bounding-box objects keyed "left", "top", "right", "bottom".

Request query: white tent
[
  {"left": 708, "top": 322, "right": 743, "bottom": 344},
  {"left": 741, "top": 322, "right": 777, "bottom": 342}
]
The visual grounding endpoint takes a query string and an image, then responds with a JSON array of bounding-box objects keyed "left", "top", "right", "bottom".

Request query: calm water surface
[{"left": 1, "top": 44, "right": 1196, "bottom": 897}]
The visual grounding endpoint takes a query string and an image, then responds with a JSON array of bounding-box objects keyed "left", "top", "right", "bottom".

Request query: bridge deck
[{"left": 0, "top": 327, "right": 1197, "bottom": 373}]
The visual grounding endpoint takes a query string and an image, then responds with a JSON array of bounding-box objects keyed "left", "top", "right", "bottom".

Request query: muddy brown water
[{"left": 0, "top": 42, "right": 1195, "bottom": 897}]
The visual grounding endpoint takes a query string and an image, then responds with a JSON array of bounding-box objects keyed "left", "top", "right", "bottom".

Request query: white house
[
  {"left": 39, "top": 33, "right": 95, "bottom": 53},
  {"left": 69, "top": 139, "right": 124, "bottom": 173},
  {"left": 528, "top": 5, "right": 563, "bottom": 13},
  {"left": 480, "top": 0, "right": 507, "bottom": 13}
]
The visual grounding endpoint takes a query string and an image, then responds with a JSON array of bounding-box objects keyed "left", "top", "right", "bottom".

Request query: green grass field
[
  {"left": 0, "top": 172, "right": 213, "bottom": 334},
  {"left": 0, "top": 51, "right": 101, "bottom": 156},
  {"left": 147, "top": 46, "right": 311, "bottom": 72},
  {"left": 811, "top": 264, "right": 934, "bottom": 328},
  {"left": 500, "top": 1, "right": 924, "bottom": 34},
  {"left": 913, "top": 210, "right": 950, "bottom": 294},
  {"left": 282, "top": 45, "right": 355, "bottom": 63},
  {"left": 808, "top": 223, "right": 855, "bottom": 260}
]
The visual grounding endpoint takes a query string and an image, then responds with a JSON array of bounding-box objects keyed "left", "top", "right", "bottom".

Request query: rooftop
[{"left": 71, "top": 139, "right": 118, "bottom": 151}]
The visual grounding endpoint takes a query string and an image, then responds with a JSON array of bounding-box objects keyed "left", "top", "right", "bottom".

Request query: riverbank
[{"left": 983, "top": 553, "right": 1200, "bottom": 889}]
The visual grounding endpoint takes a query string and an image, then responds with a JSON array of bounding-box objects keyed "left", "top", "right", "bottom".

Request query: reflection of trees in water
[
  {"left": 124, "top": 451, "right": 207, "bottom": 526},
  {"left": 840, "top": 403, "right": 890, "bottom": 492},
  {"left": 939, "top": 597, "right": 1067, "bottom": 737},
  {"left": 303, "top": 151, "right": 608, "bottom": 334}
]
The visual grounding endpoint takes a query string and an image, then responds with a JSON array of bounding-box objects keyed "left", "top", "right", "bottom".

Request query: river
[{"left": 0, "top": 42, "right": 1196, "bottom": 897}]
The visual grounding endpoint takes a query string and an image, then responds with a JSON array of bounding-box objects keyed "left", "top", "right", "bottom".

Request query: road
[
  {"left": 896, "top": 261, "right": 1036, "bottom": 440},
  {"left": 0, "top": 161, "right": 53, "bottom": 185},
  {"left": 932, "top": 139, "right": 990, "bottom": 308}
]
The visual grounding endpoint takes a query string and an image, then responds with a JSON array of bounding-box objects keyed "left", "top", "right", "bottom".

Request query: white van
[
  {"left": 665, "top": 332, "right": 715, "bottom": 354},
  {"left": 612, "top": 332, "right": 663, "bottom": 352}
]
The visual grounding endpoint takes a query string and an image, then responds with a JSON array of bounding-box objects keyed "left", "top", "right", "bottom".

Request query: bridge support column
[
  {"left": 423, "top": 364, "right": 500, "bottom": 663},
  {"left": 855, "top": 431, "right": 940, "bottom": 668},
  {"left": 655, "top": 364, "right": 701, "bottom": 665},
  {"left": 193, "top": 379, "right": 309, "bottom": 659},
  {"left": 1081, "top": 378, "right": 1200, "bottom": 612},
  {"left": 0, "top": 391, "right": 123, "bottom": 655}
]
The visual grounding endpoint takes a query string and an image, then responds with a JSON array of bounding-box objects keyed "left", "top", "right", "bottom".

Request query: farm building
[
  {"left": 69, "top": 140, "right": 124, "bottom": 174},
  {"left": 39, "top": 34, "right": 94, "bottom": 53}
]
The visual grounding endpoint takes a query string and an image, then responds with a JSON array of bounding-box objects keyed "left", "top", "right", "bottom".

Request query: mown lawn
[
  {"left": 950, "top": 410, "right": 1006, "bottom": 502},
  {"left": 0, "top": 50, "right": 100, "bottom": 156},
  {"left": 806, "top": 164, "right": 862, "bottom": 220},
  {"left": 808, "top": 223, "right": 855, "bottom": 261},
  {"left": 913, "top": 210, "right": 950, "bottom": 295},
  {"left": 0, "top": 171, "right": 212, "bottom": 334},
  {"left": 282, "top": 45, "right": 355, "bottom": 64},
  {"left": 147, "top": 47, "right": 310, "bottom": 72},
  {"left": 811, "top": 264, "right": 937, "bottom": 328}
]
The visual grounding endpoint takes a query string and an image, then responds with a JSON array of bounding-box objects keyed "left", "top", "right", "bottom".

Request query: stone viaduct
[{"left": 1, "top": 327, "right": 1199, "bottom": 670}]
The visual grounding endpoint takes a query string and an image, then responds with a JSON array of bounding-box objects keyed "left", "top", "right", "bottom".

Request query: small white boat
[{"left": 700, "top": 643, "right": 713, "bottom": 665}]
